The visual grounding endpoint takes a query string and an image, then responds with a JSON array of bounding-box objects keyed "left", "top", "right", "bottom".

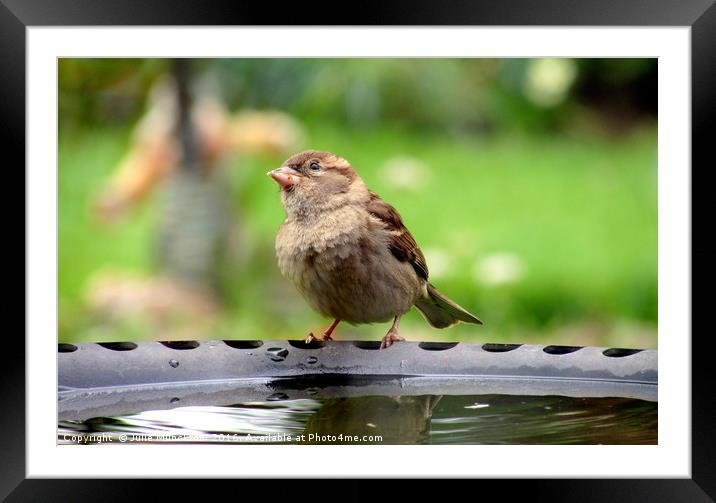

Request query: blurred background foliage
[{"left": 58, "top": 58, "right": 657, "bottom": 348}]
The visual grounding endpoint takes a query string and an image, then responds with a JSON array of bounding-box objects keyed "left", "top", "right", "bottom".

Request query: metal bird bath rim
[{"left": 58, "top": 339, "right": 657, "bottom": 421}]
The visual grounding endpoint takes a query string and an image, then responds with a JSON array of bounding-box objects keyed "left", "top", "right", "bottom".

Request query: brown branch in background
[{"left": 173, "top": 58, "right": 201, "bottom": 172}]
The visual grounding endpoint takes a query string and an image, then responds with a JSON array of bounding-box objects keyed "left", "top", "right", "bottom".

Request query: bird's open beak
[{"left": 267, "top": 166, "right": 302, "bottom": 189}]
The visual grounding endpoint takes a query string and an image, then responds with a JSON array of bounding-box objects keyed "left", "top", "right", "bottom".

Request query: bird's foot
[
  {"left": 305, "top": 332, "right": 333, "bottom": 344},
  {"left": 379, "top": 330, "right": 405, "bottom": 349}
]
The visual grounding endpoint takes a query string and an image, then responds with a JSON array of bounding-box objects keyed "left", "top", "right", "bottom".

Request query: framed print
[{"left": 7, "top": 0, "right": 715, "bottom": 499}]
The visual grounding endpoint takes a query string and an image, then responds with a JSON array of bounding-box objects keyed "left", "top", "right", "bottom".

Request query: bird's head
[{"left": 268, "top": 150, "right": 367, "bottom": 217}]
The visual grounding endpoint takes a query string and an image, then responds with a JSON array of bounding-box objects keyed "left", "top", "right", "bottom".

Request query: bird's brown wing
[{"left": 367, "top": 191, "right": 429, "bottom": 280}]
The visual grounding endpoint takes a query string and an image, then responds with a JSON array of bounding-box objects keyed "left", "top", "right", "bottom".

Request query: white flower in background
[
  {"left": 422, "top": 247, "right": 451, "bottom": 280},
  {"left": 524, "top": 58, "right": 577, "bottom": 107},
  {"left": 380, "top": 155, "right": 432, "bottom": 191},
  {"left": 474, "top": 253, "right": 526, "bottom": 286}
]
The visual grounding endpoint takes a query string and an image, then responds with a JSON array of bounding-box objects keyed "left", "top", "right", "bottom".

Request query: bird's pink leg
[
  {"left": 380, "top": 315, "right": 405, "bottom": 349},
  {"left": 322, "top": 319, "right": 341, "bottom": 341},
  {"left": 306, "top": 319, "right": 341, "bottom": 344}
]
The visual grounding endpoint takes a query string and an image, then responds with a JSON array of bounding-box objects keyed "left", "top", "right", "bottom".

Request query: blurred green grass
[{"left": 59, "top": 123, "right": 657, "bottom": 348}]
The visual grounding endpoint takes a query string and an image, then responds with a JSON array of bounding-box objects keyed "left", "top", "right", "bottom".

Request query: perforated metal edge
[{"left": 58, "top": 340, "right": 657, "bottom": 420}]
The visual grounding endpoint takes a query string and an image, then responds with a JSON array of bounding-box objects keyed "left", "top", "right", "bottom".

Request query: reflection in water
[
  {"left": 301, "top": 396, "right": 442, "bottom": 444},
  {"left": 58, "top": 395, "right": 657, "bottom": 445},
  {"left": 430, "top": 395, "right": 657, "bottom": 445}
]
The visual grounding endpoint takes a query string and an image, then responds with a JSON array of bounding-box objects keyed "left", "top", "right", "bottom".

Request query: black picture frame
[{"left": 6, "top": 0, "right": 715, "bottom": 500}]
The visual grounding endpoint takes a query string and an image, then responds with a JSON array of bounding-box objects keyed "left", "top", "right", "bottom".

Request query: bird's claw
[
  {"left": 305, "top": 332, "right": 333, "bottom": 344},
  {"left": 379, "top": 331, "right": 405, "bottom": 349}
]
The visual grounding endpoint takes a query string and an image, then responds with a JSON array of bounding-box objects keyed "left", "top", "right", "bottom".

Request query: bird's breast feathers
[{"left": 275, "top": 205, "right": 423, "bottom": 323}]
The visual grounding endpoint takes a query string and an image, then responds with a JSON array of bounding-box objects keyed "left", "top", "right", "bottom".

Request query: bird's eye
[{"left": 309, "top": 161, "right": 320, "bottom": 171}]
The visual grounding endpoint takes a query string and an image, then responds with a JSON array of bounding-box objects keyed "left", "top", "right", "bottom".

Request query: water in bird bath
[{"left": 58, "top": 393, "right": 656, "bottom": 445}]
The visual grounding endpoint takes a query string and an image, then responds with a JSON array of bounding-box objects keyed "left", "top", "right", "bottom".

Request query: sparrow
[{"left": 268, "top": 150, "right": 482, "bottom": 349}]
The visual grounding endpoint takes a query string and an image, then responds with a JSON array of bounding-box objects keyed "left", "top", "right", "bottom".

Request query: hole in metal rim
[
  {"left": 223, "top": 340, "right": 264, "bottom": 349},
  {"left": 481, "top": 343, "right": 522, "bottom": 353},
  {"left": 353, "top": 341, "right": 382, "bottom": 350},
  {"left": 418, "top": 342, "right": 459, "bottom": 351},
  {"left": 288, "top": 339, "right": 326, "bottom": 349},
  {"left": 58, "top": 343, "right": 78, "bottom": 353},
  {"left": 543, "top": 345, "right": 583, "bottom": 355},
  {"left": 160, "top": 341, "right": 200, "bottom": 350},
  {"left": 98, "top": 342, "right": 138, "bottom": 351},
  {"left": 603, "top": 348, "right": 643, "bottom": 358}
]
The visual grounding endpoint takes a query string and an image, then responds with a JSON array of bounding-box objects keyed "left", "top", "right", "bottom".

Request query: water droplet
[
  {"left": 169, "top": 359, "right": 179, "bottom": 368},
  {"left": 307, "top": 356, "right": 318, "bottom": 364},
  {"left": 170, "top": 397, "right": 180, "bottom": 404},
  {"left": 266, "top": 347, "right": 289, "bottom": 362},
  {"left": 266, "top": 392, "right": 289, "bottom": 401},
  {"left": 465, "top": 403, "right": 489, "bottom": 409}
]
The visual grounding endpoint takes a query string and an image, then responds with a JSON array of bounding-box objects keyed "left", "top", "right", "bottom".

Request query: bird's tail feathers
[{"left": 415, "top": 283, "right": 483, "bottom": 329}]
